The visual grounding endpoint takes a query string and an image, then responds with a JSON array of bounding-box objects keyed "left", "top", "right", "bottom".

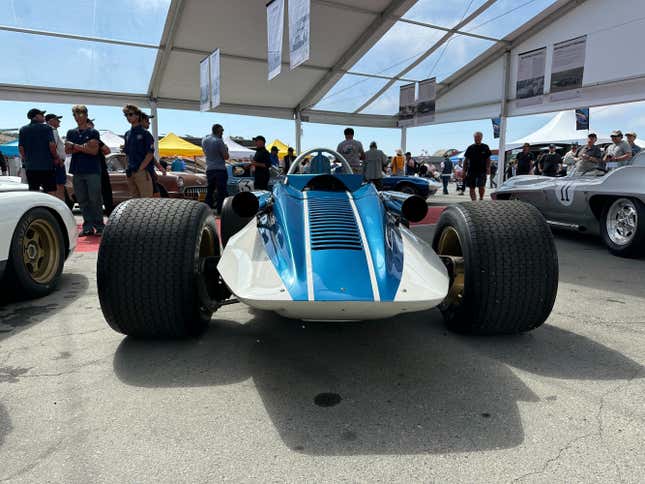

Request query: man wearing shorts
[
  {"left": 122, "top": 105, "right": 154, "bottom": 198},
  {"left": 463, "top": 131, "right": 491, "bottom": 201},
  {"left": 18, "top": 108, "right": 60, "bottom": 195}
]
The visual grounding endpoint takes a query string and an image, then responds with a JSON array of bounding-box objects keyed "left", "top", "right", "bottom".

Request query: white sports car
[{"left": 0, "top": 177, "right": 77, "bottom": 298}]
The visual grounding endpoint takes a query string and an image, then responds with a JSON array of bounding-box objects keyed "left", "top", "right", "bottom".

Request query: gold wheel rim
[
  {"left": 436, "top": 227, "right": 465, "bottom": 308},
  {"left": 22, "top": 219, "right": 61, "bottom": 284}
]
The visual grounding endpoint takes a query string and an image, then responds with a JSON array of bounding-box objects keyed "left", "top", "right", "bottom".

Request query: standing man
[
  {"left": 122, "top": 105, "right": 155, "bottom": 199},
  {"left": 405, "top": 152, "right": 417, "bottom": 175},
  {"left": 515, "top": 143, "right": 535, "bottom": 176},
  {"left": 574, "top": 133, "right": 603, "bottom": 175},
  {"left": 269, "top": 146, "right": 280, "bottom": 168},
  {"left": 65, "top": 105, "right": 104, "bottom": 236},
  {"left": 202, "top": 123, "right": 230, "bottom": 213},
  {"left": 336, "top": 127, "right": 364, "bottom": 174},
  {"left": 463, "top": 131, "right": 491, "bottom": 201},
  {"left": 626, "top": 131, "right": 641, "bottom": 156},
  {"left": 0, "top": 152, "right": 7, "bottom": 176},
  {"left": 250, "top": 135, "right": 272, "bottom": 190},
  {"left": 282, "top": 147, "right": 296, "bottom": 174},
  {"left": 86, "top": 119, "right": 114, "bottom": 215},
  {"left": 45, "top": 113, "right": 67, "bottom": 201},
  {"left": 604, "top": 130, "right": 632, "bottom": 169},
  {"left": 440, "top": 156, "right": 453, "bottom": 194},
  {"left": 18, "top": 108, "right": 60, "bottom": 195},
  {"left": 390, "top": 149, "right": 405, "bottom": 175},
  {"left": 539, "top": 144, "right": 562, "bottom": 177},
  {"left": 363, "top": 141, "right": 387, "bottom": 189}
]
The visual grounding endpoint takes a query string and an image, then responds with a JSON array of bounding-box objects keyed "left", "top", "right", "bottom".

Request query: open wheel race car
[
  {"left": 0, "top": 177, "right": 77, "bottom": 299},
  {"left": 97, "top": 148, "right": 558, "bottom": 338}
]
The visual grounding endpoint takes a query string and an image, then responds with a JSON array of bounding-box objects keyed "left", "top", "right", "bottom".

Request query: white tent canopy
[
  {"left": 224, "top": 136, "right": 255, "bottom": 160},
  {"left": 99, "top": 130, "right": 125, "bottom": 153}
]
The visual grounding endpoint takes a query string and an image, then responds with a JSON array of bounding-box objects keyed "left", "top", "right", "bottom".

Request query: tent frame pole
[
  {"left": 150, "top": 99, "right": 159, "bottom": 160},
  {"left": 400, "top": 127, "right": 407, "bottom": 153},
  {"left": 295, "top": 111, "right": 303, "bottom": 154},
  {"left": 496, "top": 51, "right": 511, "bottom": 189}
]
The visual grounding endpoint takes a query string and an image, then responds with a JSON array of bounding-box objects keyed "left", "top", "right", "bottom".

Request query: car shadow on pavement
[
  {"left": 0, "top": 273, "right": 89, "bottom": 342},
  {"left": 113, "top": 307, "right": 641, "bottom": 456}
]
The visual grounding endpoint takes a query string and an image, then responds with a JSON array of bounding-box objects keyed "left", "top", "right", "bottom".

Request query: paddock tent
[
  {"left": 224, "top": 136, "right": 255, "bottom": 160},
  {"left": 267, "top": 139, "right": 291, "bottom": 159},
  {"left": 0, "top": 140, "right": 19, "bottom": 157},
  {"left": 99, "top": 130, "right": 125, "bottom": 153},
  {"left": 158, "top": 132, "right": 203, "bottom": 157}
]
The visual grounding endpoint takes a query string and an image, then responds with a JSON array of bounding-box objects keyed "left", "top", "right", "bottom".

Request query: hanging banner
[
  {"left": 550, "top": 35, "right": 587, "bottom": 94},
  {"left": 492, "top": 117, "right": 501, "bottom": 139},
  {"left": 288, "top": 0, "right": 310, "bottom": 70},
  {"left": 266, "top": 0, "right": 285, "bottom": 80},
  {"left": 415, "top": 77, "right": 436, "bottom": 126},
  {"left": 575, "top": 108, "right": 589, "bottom": 131},
  {"left": 209, "top": 49, "right": 221, "bottom": 109},
  {"left": 199, "top": 56, "right": 210, "bottom": 112},
  {"left": 397, "top": 83, "right": 416, "bottom": 128},
  {"left": 516, "top": 47, "right": 546, "bottom": 99}
]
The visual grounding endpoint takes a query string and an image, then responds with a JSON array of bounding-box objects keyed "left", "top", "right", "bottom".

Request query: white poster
[
  {"left": 550, "top": 35, "right": 586, "bottom": 94},
  {"left": 288, "top": 0, "right": 310, "bottom": 70},
  {"left": 516, "top": 47, "right": 546, "bottom": 99},
  {"left": 209, "top": 49, "right": 221, "bottom": 109},
  {"left": 415, "top": 77, "right": 436, "bottom": 126},
  {"left": 397, "top": 83, "right": 416, "bottom": 128},
  {"left": 199, "top": 56, "right": 210, "bottom": 112},
  {"left": 267, "top": 0, "right": 285, "bottom": 80}
]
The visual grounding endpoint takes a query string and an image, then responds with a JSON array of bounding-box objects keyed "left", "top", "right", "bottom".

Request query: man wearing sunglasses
[
  {"left": 604, "top": 130, "right": 632, "bottom": 170},
  {"left": 65, "top": 104, "right": 104, "bottom": 236},
  {"left": 122, "top": 105, "right": 154, "bottom": 198}
]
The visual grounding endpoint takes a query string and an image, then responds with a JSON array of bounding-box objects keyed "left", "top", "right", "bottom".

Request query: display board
[
  {"left": 267, "top": 0, "right": 285, "bottom": 80},
  {"left": 516, "top": 47, "right": 546, "bottom": 106},
  {"left": 397, "top": 83, "right": 416, "bottom": 128},
  {"left": 415, "top": 78, "right": 436, "bottom": 126},
  {"left": 289, "top": 0, "right": 310, "bottom": 70},
  {"left": 209, "top": 49, "right": 221, "bottom": 109},
  {"left": 199, "top": 56, "right": 210, "bottom": 112},
  {"left": 550, "top": 35, "right": 587, "bottom": 100},
  {"left": 575, "top": 108, "right": 589, "bottom": 131}
]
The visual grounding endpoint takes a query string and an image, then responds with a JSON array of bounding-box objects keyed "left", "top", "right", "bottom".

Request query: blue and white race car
[{"left": 97, "top": 148, "right": 558, "bottom": 338}]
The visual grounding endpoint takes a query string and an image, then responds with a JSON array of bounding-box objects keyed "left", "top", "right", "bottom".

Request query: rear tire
[
  {"left": 97, "top": 199, "right": 223, "bottom": 338},
  {"left": 5, "top": 208, "right": 66, "bottom": 299},
  {"left": 600, "top": 198, "right": 645, "bottom": 258},
  {"left": 433, "top": 201, "right": 558, "bottom": 334},
  {"left": 220, "top": 196, "right": 253, "bottom": 247}
]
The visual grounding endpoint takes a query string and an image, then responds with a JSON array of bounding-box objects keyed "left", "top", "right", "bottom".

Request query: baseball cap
[
  {"left": 253, "top": 135, "right": 266, "bottom": 143},
  {"left": 611, "top": 130, "right": 623, "bottom": 137},
  {"left": 27, "top": 108, "right": 46, "bottom": 119},
  {"left": 45, "top": 113, "right": 62, "bottom": 121},
  {"left": 626, "top": 131, "right": 637, "bottom": 137},
  {"left": 549, "top": 143, "right": 556, "bottom": 148}
]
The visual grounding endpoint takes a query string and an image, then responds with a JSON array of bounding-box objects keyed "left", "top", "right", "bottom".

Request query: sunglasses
[{"left": 124, "top": 112, "right": 138, "bottom": 117}]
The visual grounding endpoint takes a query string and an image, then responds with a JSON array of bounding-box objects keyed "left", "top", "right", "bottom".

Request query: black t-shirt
[
  {"left": 516, "top": 151, "right": 534, "bottom": 175},
  {"left": 254, "top": 147, "right": 272, "bottom": 183},
  {"left": 18, "top": 121, "right": 55, "bottom": 171},
  {"left": 67, "top": 127, "right": 101, "bottom": 175},
  {"left": 464, "top": 143, "right": 491, "bottom": 175},
  {"left": 283, "top": 154, "right": 295, "bottom": 173},
  {"left": 540, "top": 153, "right": 562, "bottom": 176}
]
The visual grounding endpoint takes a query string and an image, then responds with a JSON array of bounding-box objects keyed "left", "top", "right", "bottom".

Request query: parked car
[
  {"left": 493, "top": 152, "right": 645, "bottom": 257},
  {"left": 382, "top": 174, "right": 440, "bottom": 198},
  {"left": 226, "top": 162, "right": 282, "bottom": 194},
  {"left": 0, "top": 177, "right": 77, "bottom": 298},
  {"left": 65, "top": 153, "right": 209, "bottom": 207},
  {"left": 96, "top": 147, "right": 558, "bottom": 339}
]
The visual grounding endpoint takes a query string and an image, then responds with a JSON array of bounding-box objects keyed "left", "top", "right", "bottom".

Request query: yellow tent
[
  {"left": 158, "top": 132, "right": 204, "bottom": 157},
  {"left": 267, "top": 139, "right": 291, "bottom": 159}
]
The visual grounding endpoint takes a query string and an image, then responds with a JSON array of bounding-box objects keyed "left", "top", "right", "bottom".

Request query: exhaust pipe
[
  {"left": 231, "top": 190, "right": 271, "bottom": 218},
  {"left": 380, "top": 191, "right": 428, "bottom": 223}
]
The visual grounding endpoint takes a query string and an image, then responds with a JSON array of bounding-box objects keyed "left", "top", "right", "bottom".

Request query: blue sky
[{"left": 1, "top": 0, "right": 644, "bottom": 154}]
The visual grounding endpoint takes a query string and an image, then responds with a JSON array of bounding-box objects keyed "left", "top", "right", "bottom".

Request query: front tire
[
  {"left": 600, "top": 198, "right": 645, "bottom": 258},
  {"left": 5, "top": 208, "right": 66, "bottom": 299},
  {"left": 433, "top": 201, "right": 558, "bottom": 334},
  {"left": 97, "top": 199, "right": 224, "bottom": 338}
]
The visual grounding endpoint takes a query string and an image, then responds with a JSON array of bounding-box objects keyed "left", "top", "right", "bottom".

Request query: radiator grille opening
[{"left": 308, "top": 198, "right": 362, "bottom": 251}]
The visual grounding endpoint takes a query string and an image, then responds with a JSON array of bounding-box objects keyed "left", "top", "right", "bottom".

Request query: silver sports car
[{"left": 493, "top": 152, "right": 645, "bottom": 257}]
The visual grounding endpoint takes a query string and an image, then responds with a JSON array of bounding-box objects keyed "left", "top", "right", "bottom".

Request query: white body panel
[{"left": 0, "top": 182, "right": 77, "bottom": 267}]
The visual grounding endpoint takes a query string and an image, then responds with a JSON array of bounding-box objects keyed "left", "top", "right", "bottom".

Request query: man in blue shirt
[
  {"left": 202, "top": 123, "right": 229, "bottom": 213},
  {"left": 250, "top": 135, "right": 272, "bottom": 190},
  {"left": 171, "top": 158, "right": 186, "bottom": 172},
  {"left": 269, "top": 146, "right": 280, "bottom": 168},
  {"left": 65, "top": 105, "right": 104, "bottom": 236},
  {"left": 122, "top": 105, "right": 155, "bottom": 198},
  {"left": 18, "top": 108, "right": 61, "bottom": 194}
]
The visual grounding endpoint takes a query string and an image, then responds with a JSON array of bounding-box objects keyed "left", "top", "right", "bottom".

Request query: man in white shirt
[
  {"left": 46, "top": 113, "right": 67, "bottom": 201},
  {"left": 336, "top": 127, "right": 364, "bottom": 173},
  {"left": 604, "top": 130, "right": 632, "bottom": 169}
]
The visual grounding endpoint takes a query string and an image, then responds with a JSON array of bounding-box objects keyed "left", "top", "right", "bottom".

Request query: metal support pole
[
  {"left": 295, "top": 111, "right": 302, "bottom": 154},
  {"left": 496, "top": 51, "right": 511, "bottom": 189},
  {"left": 400, "top": 127, "right": 407, "bottom": 153},
  {"left": 150, "top": 99, "right": 159, "bottom": 160}
]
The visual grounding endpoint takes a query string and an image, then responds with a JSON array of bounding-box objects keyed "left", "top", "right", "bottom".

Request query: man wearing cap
[
  {"left": 122, "top": 104, "right": 155, "bottom": 199},
  {"left": 539, "top": 144, "right": 562, "bottom": 177},
  {"left": 515, "top": 143, "right": 535, "bottom": 176},
  {"left": 463, "top": 131, "right": 492, "bottom": 200},
  {"left": 202, "top": 123, "right": 229, "bottom": 213},
  {"left": 18, "top": 108, "right": 61, "bottom": 195},
  {"left": 604, "top": 130, "right": 632, "bottom": 169},
  {"left": 65, "top": 105, "right": 104, "bottom": 236},
  {"left": 250, "top": 136, "right": 272, "bottom": 190},
  {"left": 281, "top": 147, "right": 296, "bottom": 175},
  {"left": 336, "top": 127, "right": 365, "bottom": 173},
  {"left": 46, "top": 114, "right": 67, "bottom": 201},
  {"left": 626, "top": 132, "right": 641, "bottom": 157},
  {"left": 574, "top": 133, "right": 603, "bottom": 175},
  {"left": 562, "top": 143, "right": 579, "bottom": 174}
]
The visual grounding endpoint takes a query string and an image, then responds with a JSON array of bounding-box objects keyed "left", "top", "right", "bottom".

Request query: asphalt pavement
[{"left": 0, "top": 218, "right": 644, "bottom": 483}]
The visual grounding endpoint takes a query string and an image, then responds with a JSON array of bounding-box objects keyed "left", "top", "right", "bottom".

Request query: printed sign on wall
[
  {"left": 289, "top": 0, "right": 310, "bottom": 69},
  {"left": 517, "top": 47, "right": 546, "bottom": 99},
  {"left": 551, "top": 36, "right": 587, "bottom": 94},
  {"left": 267, "top": 0, "right": 285, "bottom": 80},
  {"left": 209, "top": 49, "right": 221, "bottom": 109},
  {"left": 397, "top": 83, "right": 416, "bottom": 128}
]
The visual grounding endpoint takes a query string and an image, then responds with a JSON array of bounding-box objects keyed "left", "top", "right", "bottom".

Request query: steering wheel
[{"left": 288, "top": 148, "right": 354, "bottom": 175}]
